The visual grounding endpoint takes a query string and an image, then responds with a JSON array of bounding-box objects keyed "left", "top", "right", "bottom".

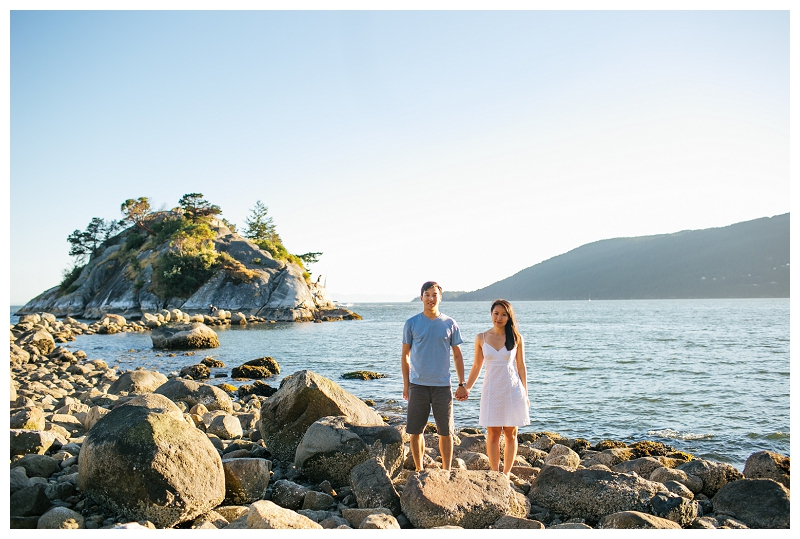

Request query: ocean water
[{"left": 12, "top": 298, "right": 789, "bottom": 470}]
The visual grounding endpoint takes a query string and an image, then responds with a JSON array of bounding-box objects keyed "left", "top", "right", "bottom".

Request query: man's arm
[
  {"left": 453, "top": 345, "right": 467, "bottom": 401},
  {"left": 401, "top": 343, "right": 412, "bottom": 400}
]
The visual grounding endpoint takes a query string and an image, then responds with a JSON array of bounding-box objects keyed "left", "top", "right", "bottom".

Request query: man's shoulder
[
  {"left": 405, "top": 312, "right": 424, "bottom": 325},
  {"left": 437, "top": 313, "right": 459, "bottom": 326}
]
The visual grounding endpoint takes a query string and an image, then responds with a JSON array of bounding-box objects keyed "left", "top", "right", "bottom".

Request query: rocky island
[{"left": 16, "top": 194, "right": 359, "bottom": 322}]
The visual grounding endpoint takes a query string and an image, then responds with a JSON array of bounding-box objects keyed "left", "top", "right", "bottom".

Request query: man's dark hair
[{"left": 420, "top": 281, "right": 443, "bottom": 296}]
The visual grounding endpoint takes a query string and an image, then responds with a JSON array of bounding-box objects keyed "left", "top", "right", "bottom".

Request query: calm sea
[{"left": 11, "top": 298, "right": 789, "bottom": 470}]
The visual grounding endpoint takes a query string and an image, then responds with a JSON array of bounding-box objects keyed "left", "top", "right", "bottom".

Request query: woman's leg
[
  {"left": 501, "top": 426, "right": 518, "bottom": 476},
  {"left": 486, "top": 427, "right": 502, "bottom": 472}
]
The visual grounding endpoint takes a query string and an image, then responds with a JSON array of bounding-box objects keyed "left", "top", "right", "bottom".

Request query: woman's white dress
[{"left": 478, "top": 337, "right": 531, "bottom": 427}]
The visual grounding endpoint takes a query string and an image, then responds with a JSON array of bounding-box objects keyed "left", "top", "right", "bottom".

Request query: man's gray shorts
[{"left": 406, "top": 383, "right": 454, "bottom": 436}]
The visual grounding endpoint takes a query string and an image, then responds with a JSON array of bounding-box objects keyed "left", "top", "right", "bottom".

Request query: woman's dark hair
[{"left": 491, "top": 299, "right": 522, "bottom": 351}]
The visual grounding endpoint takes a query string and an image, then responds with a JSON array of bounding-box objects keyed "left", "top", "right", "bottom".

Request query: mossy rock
[
  {"left": 215, "top": 383, "right": 237, "bottom": 394},
  {"left": 201, "top": 357, "right": 226, "bottom": 368},
  {"left": 666, "top": 451, "right": 695, "bottom": 461},
  {"left": 460, "top": 427, "right": 482, "bottom": 435},
  {"left": 341, "top": 371, "right": 386, "bottom": 380},
  {"left": 570, "top": 438, "right": 591, "bottom": 454},
  {"left": 237, "top": 380, "right": 277, "bottom": 399},
  {"left": 231, "top": 357, "right": 280, "bottom": 379},
  {"left": 629, "top": 440, "right": 675, "bottom": 458},
  {"left": 179, "top": 364, "right": 210, "bottom": 379},
  {"left": 424, "top": 422, "right": 438, "bottom": 434},
  {"left": 593, "top": 439, "right": 628, "bottom": 451},
  {"left": 362, "top": 399, "right": 375, "bottom": 407}
]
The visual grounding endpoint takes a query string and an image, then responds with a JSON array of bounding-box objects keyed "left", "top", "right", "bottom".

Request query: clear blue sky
[{"left": 7, "top": 7, "right": 791, "bottom": 304}]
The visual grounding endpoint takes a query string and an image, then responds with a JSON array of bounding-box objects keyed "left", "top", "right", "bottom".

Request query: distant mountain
[{"left": 455, "top": 214, "right": 789, "bottom": 301}]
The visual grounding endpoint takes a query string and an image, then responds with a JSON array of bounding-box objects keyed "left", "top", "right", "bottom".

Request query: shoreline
[{"left": 11, "top": 312, "right": 791, "bottom": 529}]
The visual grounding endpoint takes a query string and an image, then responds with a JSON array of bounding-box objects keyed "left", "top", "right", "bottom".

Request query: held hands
[{"left": 454, "top": 385, "right": 468, "bottom": 401}]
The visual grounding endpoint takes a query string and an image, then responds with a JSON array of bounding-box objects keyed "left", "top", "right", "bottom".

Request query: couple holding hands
[{"left": 401, "top": 281, "right": 530, "bottom": 477}]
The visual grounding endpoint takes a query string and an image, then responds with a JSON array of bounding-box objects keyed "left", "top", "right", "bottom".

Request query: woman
[{"left": 464, "top": 299, "right": 530, "bottom": 477}]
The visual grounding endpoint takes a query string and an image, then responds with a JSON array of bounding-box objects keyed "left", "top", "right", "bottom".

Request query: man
[{"left": 402, "top": 281, "right": 467, "bottom": 471}]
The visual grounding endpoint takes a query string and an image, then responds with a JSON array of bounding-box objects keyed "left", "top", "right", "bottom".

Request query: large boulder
[
  {"left": 528, "top": 465, "right": 667, "bottom": 523},
  {"left": 154, "top": 378, "right": 234, "bottom": 413},
  {"left": 150, "top": 323, "right": 220, "bottom": 350},
  {"left": 400, "top": 469, "right": 528, "bottom": 529},
  {"left": 77, "top": 393, "right": 225, "bottom": 528},
  {"left": 743, "top": 451, "right": 790, "bottom": 489},
  {"left": 107, "top": 369, "right": 168, "bottom": 394},
  {"left": 295, "top": 416, "right": 403, "bottom": 487},
  {"left": 677, "top": 459, "right": 743, "bottom": 497},
  {"left": 711, "top": 478, "right": 790, "bottom": 529},
  {"left": 257, "top": 370, "right": 385, "bottom": 463}
]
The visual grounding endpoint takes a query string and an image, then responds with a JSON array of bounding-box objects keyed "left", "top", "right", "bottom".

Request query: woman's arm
[
  {"left": 516, "top": 336, "right": 527, "bottom": 393},
  {"left": 465, "top": 333, "right": 485, "bottom": 392}
]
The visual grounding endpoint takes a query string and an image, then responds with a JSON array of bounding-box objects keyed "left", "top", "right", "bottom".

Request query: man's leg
[
  {"left": 438, "top": 435, "right": 453, "bottom": 470},
  {"left": 409, "top": 433, "right": 426, "bottom": 472},
  {"left": 406, "top": 384, "right": 430, "bottom": 472},
  {"left": 430, "top": 386, "right": 455, "bottom": 470}
]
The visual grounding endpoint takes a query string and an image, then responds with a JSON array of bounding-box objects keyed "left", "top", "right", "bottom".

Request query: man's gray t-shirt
[{"left": 403, "top": 312, "right": 463, "bottom": 386}]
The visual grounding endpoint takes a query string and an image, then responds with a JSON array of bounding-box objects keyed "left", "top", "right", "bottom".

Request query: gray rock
[
  {"left": 320, "top": 515, "right": 351, "bottom": 528},
  {"left": 151, "top": 323, "right": 220, "bottom": 350},
  {"left": 544, "top": 444, "right": 580, "bottom": 469},
  {"left": 270, "top": 479, "right": 309, "bottom": 511},
  {"left": 461, "top": 451, "right": 491, "bottom": 470},
  {"left": 154, "top": 378, "right": 233, "bottom": 412},
  {"left": 246, "top": 500, "right": 322, "bottom": 529},
  {"left": 360, "top": 513, "right": 400, "bottom": 529},
  {"left": 11, "top": 454, "right": 61, "bottom": 478},
  {"left": 301, "top": 490, "right": 336, "bottom": 511},
  {"left": 37, "top": 506, "right": 85, "bottom": 529},
  {"left": 400, "top": 469, "right": 528, "bottom": 529},
  {"left": 491, "top": 515, "right": 546, "bottom": 529},
  {"left": 78, "top": 393, "right": 225, "bottom": 528},
  {"left": 207, "top": 413, "right": 243, "bottom": 439},
  {"left": 10, "top": 406, "right": 46, "bottom": 430},
  {"left": 295, "top": 415, "right": 403, "bottom": 487},
  {"left": 743, "top": 450, "right": 790, "bottom": 489},
  {"left": 10, "top": 466, "right": 31, "bottom": 494},
  {"left": 598, "top": 510, "right": 682, "bottom": 529},
  {"left": 350, "top": 457, "right": 402, "bottom": 515},
  {"left": 677, "top": 459, "right": 743, "bottom": 497},
  {"left": 528, "top": 464, "right": 667, "bottom": 523},
  {"left": 10, "top": 483, "right": 51, "bottom": 517},
  {"left": 107, "top": 369, "right": 168, "bottom": 394},
  {"left": 341, "top": 507, "right": 394, "bottom": 528},
  {"left": 649, "top": 465, "right": 703, "bottom": 494},
  {"left": 650, "top": 491, "right": 698, "bottom": 526},
  {"left": 222, "top": 458, "right": 271, "bottom": 504},
  {"left": 613, "top": 456, "right": 664, "bottom": 478},
  {"left": 10, "top": 429, "right": 66, "bottom": 456},
  {"left": 711, "top": 478, "right": 790, "bottom": 529},
  {"left": 10, "top": 343, "right": 31, "bottom": 365},
  {"left": 258, "top": 370, "right": 385, "bottom": 463}
]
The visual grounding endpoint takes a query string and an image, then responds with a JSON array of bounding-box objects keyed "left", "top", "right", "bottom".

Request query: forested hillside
[{"left": 455, "top": 214, "right": 789, "bottom": 301}]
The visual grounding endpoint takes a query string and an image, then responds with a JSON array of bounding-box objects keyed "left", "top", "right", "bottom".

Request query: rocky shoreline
[{"left": 10, "top": 312, "right": 791, "bottom": 529}]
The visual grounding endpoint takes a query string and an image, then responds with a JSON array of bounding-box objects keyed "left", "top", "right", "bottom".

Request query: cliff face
[{"left": 17, "top": 220, "right": 337, "bottom": 321}]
